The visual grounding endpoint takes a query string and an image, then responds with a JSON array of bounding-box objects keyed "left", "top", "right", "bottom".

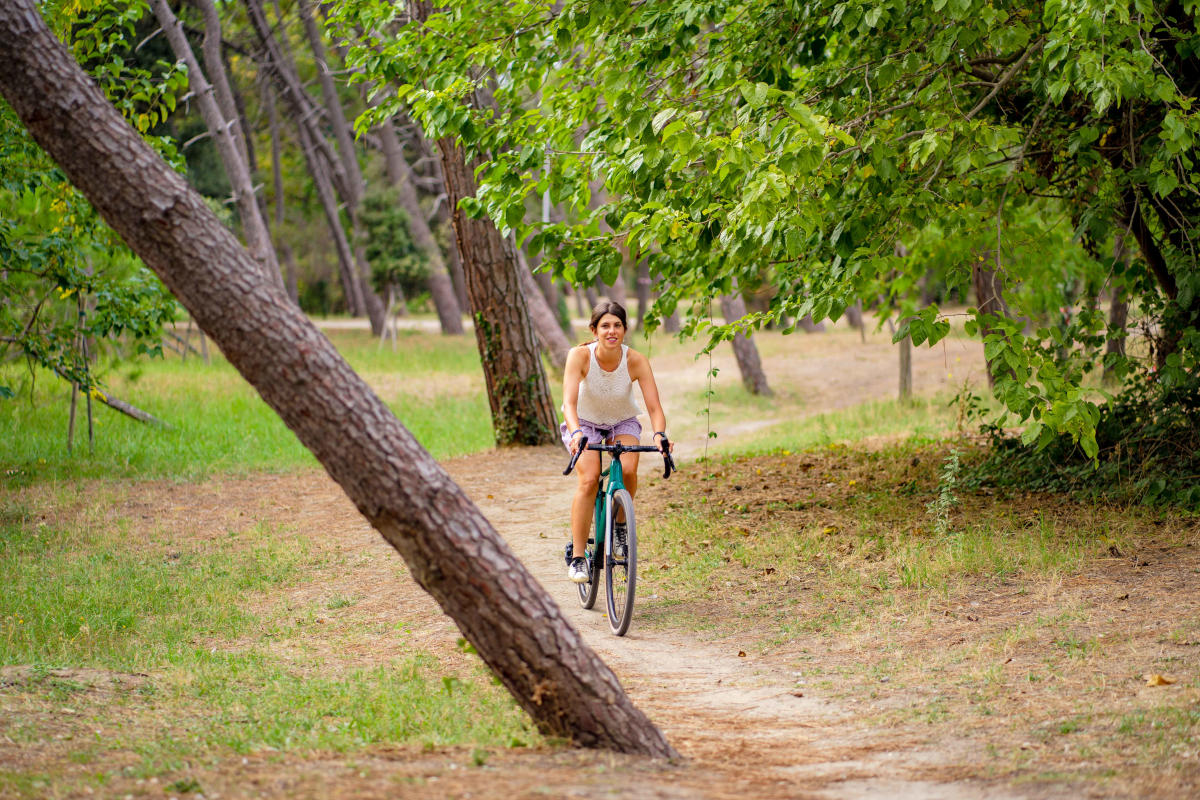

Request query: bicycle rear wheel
[
  {"left": 605, "top": 489, "right": 636, "bottom": 636},
  {"left": 577, "top": 538, "right": 601, "bottom": 609}
]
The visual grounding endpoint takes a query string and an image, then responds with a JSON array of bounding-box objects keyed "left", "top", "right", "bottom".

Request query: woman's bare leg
[{"left": 571, "top": 449, "right": 601, "bottom": 558}]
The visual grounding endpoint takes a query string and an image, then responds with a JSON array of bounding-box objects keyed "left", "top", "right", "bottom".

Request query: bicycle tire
[
  {"left": 577, "top": 539, "right": 601, "bottom": 609},
  {"left": 605, "top": 489, "right": 637, "bottom": 636}
]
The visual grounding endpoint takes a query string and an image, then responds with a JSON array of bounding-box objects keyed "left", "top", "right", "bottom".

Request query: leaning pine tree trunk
[{"left": 0, "top": 0, "right": 675, "bottom": 758}]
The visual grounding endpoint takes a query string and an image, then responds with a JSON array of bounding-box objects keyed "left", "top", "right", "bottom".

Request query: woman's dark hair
[{"left": 588, "top": 300, "right": 628, "bottom": 332}]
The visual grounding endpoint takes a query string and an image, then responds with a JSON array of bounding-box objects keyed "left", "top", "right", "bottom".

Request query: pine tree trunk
[
  {"left": 845, "top": 299, "right": 865, "bottom": 336},
  {"left": 298, "top": 0, "right": 388, "bottom": 335},
  {"left": 515, "top": 244, "right": 570, "bottom": 371},
  {"left": 719, "top": 291, "right": 772, "bottom": 396},
  {"left": 243, "top": 0, "right": 385, "bottom": 328},
  {"left": 0, "top": 1, "right": 675, "bottom": 757},
  {"left": 297, "top": 121, "right": 366, "bottom": 316},
  {"left": 264, "top": 83, "right": 300, "bottom": 304},
  {"left": 377, "top": 118, "right": 463, "bottom": 334},
  {"left": 436, "top": 141, "right": 558, "bottom": 445},
  {"left": 151, "top": 0, "right": 282, "bottom": 290}
]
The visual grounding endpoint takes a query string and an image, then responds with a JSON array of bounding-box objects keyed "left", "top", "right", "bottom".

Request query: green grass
[
  {"left": 0, "top": 328, "right": 493, "bottom": 485},
  {"left": 734, "top": 394, "right": 964, "bottom": 454},
  {"left": 0, "top": 486, "right": 538, "bottom": 785},
  {"left": 0, "top": 491, "right": 303, "bottom": 668}
]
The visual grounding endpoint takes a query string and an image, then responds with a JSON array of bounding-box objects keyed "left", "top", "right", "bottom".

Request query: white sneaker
[{"left": 567, "top": 557, "right": 589, "bottom": 583}]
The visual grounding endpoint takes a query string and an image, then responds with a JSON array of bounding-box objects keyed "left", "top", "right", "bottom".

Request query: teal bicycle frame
[{"left": 592, "top": 452, "right": 627, "bottom": 558}]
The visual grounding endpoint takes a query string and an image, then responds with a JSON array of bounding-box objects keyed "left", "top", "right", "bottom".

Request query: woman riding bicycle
[{"left": 561, "top": 300, "right": 672, "bottom": 583}]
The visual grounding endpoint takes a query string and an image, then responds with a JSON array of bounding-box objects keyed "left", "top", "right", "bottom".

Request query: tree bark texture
[
  {"left": 436, "top": 140, "right": 558, "bottom": 445},
  {"left": 151, "top": 0, "right": 282, "bottom": 290},
  {"left": 0, "top": 2, "right": 676, "bottom": 758},
  {"left": 188, "top": 0, "right": 250, "bottom": 170},
  {"left": 719, "top": 291, "right": 772, "bottom": 397}
]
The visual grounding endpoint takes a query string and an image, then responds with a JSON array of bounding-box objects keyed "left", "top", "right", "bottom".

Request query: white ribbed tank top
[{"left": 576, "top": 343, "right": 642, "bottom": 424}]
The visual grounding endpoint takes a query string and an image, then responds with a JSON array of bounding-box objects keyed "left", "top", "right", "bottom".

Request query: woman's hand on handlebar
[{"left": 568, "top": 430, "right": 586, "bottom": 456}]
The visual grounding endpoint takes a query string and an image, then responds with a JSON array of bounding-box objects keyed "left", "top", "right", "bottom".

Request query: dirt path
[{"left": 445, "top": 445, "right": 1047, "bottom": 800}]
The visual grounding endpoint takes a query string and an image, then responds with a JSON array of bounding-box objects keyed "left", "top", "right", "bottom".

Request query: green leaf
[
  {"left": 739, "top": 81, "right": 769, "bottom": 109},
  {"left": 652, "top": 108, "right": 678, "bottom": 134}
]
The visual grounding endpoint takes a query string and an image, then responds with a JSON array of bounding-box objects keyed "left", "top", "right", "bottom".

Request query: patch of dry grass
[{"left": 636, "top": 441, "right": 1200, "bottom": 792}]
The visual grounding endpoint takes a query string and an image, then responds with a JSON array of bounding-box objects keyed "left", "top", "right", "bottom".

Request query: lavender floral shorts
[{"left": 559, "top": 416, "right": 642, "bottom": 449}]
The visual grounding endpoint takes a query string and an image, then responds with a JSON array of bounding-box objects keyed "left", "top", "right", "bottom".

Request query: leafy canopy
[{"left": 333, "top": 0, "right": 1199, "bottom": 457}]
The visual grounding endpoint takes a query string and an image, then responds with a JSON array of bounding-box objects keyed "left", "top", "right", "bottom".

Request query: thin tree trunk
[
  {"left": 797, "top": 314, "right": 825, "bottom": 333},
  {"left": 719, "top": 290, "right": 772, "bottom": 396},
  {"left": 297, "top": 0, "right": 386, "bottom": 335},
  {"left": 658, "top": 286, "right": 681, "bottom": 334},
  {"left": 845, "top": 299, "right": 865, "bottom": 339},
  {"left": 188, "top": 0, "right": 250, "bottom": 169},
  {"left": 635, "top": 261, "right": 651, "bottom": 329},
  {"left": 0, "top": 1, "right": 675, "bottom": 757},
  {"left": 515, "top": 243, "right": 570, "bottom": 371},
  {"left": 264, "top": 83, "right": 299, "bottom": 304},
  {"left": 298, "top": 0, "right": 362, "bottom": 205},
  {"left": 297, "top": 120, "right": 366, "bottom": 315},
  {"left": 377, "top": 117, "right": 463, "bottom": 334},
  {"left": 151, "top": 0, "right": 282, "bottom": 290},
  {"left": 423, "top": 147, "right": 471, "bottom": 311},
  {"left": 243, "top": 0, "right": 384, "bottom": 327},
  {"left": 899, "top": 329, "right": 913, "bottom": 401},
  {"left": 972, "top": 257, "right": 1011, "bottom": 389},
  {"left": 573, "top": 285, "right": 588, "bottom": 319},
  {"left": 67, "top": 376, "right": 78, "bottom": 453},
  {"left": 1105, "top": 231, "right": 1131, "bottom": 383}
]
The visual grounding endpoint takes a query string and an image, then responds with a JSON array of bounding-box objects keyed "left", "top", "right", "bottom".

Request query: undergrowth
[{"left": 970, "top": 372, "right": 1200, "bottom": 511}]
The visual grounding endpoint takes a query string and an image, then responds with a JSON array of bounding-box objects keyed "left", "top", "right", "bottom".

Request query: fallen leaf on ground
[
  {"left": 737, "top": 651, "right": 747, "bottom": 658},
  {"left": 1144, "top": 673, "right": 1176, "bottom": 686}
]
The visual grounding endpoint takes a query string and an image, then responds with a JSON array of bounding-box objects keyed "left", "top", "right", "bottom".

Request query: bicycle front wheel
[
  {"left": 605, "top": 489, "right": 637, "bottom": 636},
  {"left": 578, "top": 539, "right": 601, "bottom": 609}
]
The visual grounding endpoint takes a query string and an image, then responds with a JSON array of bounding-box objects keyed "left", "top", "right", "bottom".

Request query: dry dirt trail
[
  {"left": 442, "top": 445, "right": 1042, "bottom": 800},
  {"left": 420, "top": 326, "right": 1057, "bottom": 799}
]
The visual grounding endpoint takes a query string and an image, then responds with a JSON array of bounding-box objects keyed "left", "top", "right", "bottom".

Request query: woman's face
[{"left": 592, "top": 313, "right": 626, "bottom": 347}]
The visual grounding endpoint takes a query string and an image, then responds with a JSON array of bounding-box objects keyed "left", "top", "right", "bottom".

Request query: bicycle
[{"left": 563, "top": 436, "right": 676, "bottom": 636}]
